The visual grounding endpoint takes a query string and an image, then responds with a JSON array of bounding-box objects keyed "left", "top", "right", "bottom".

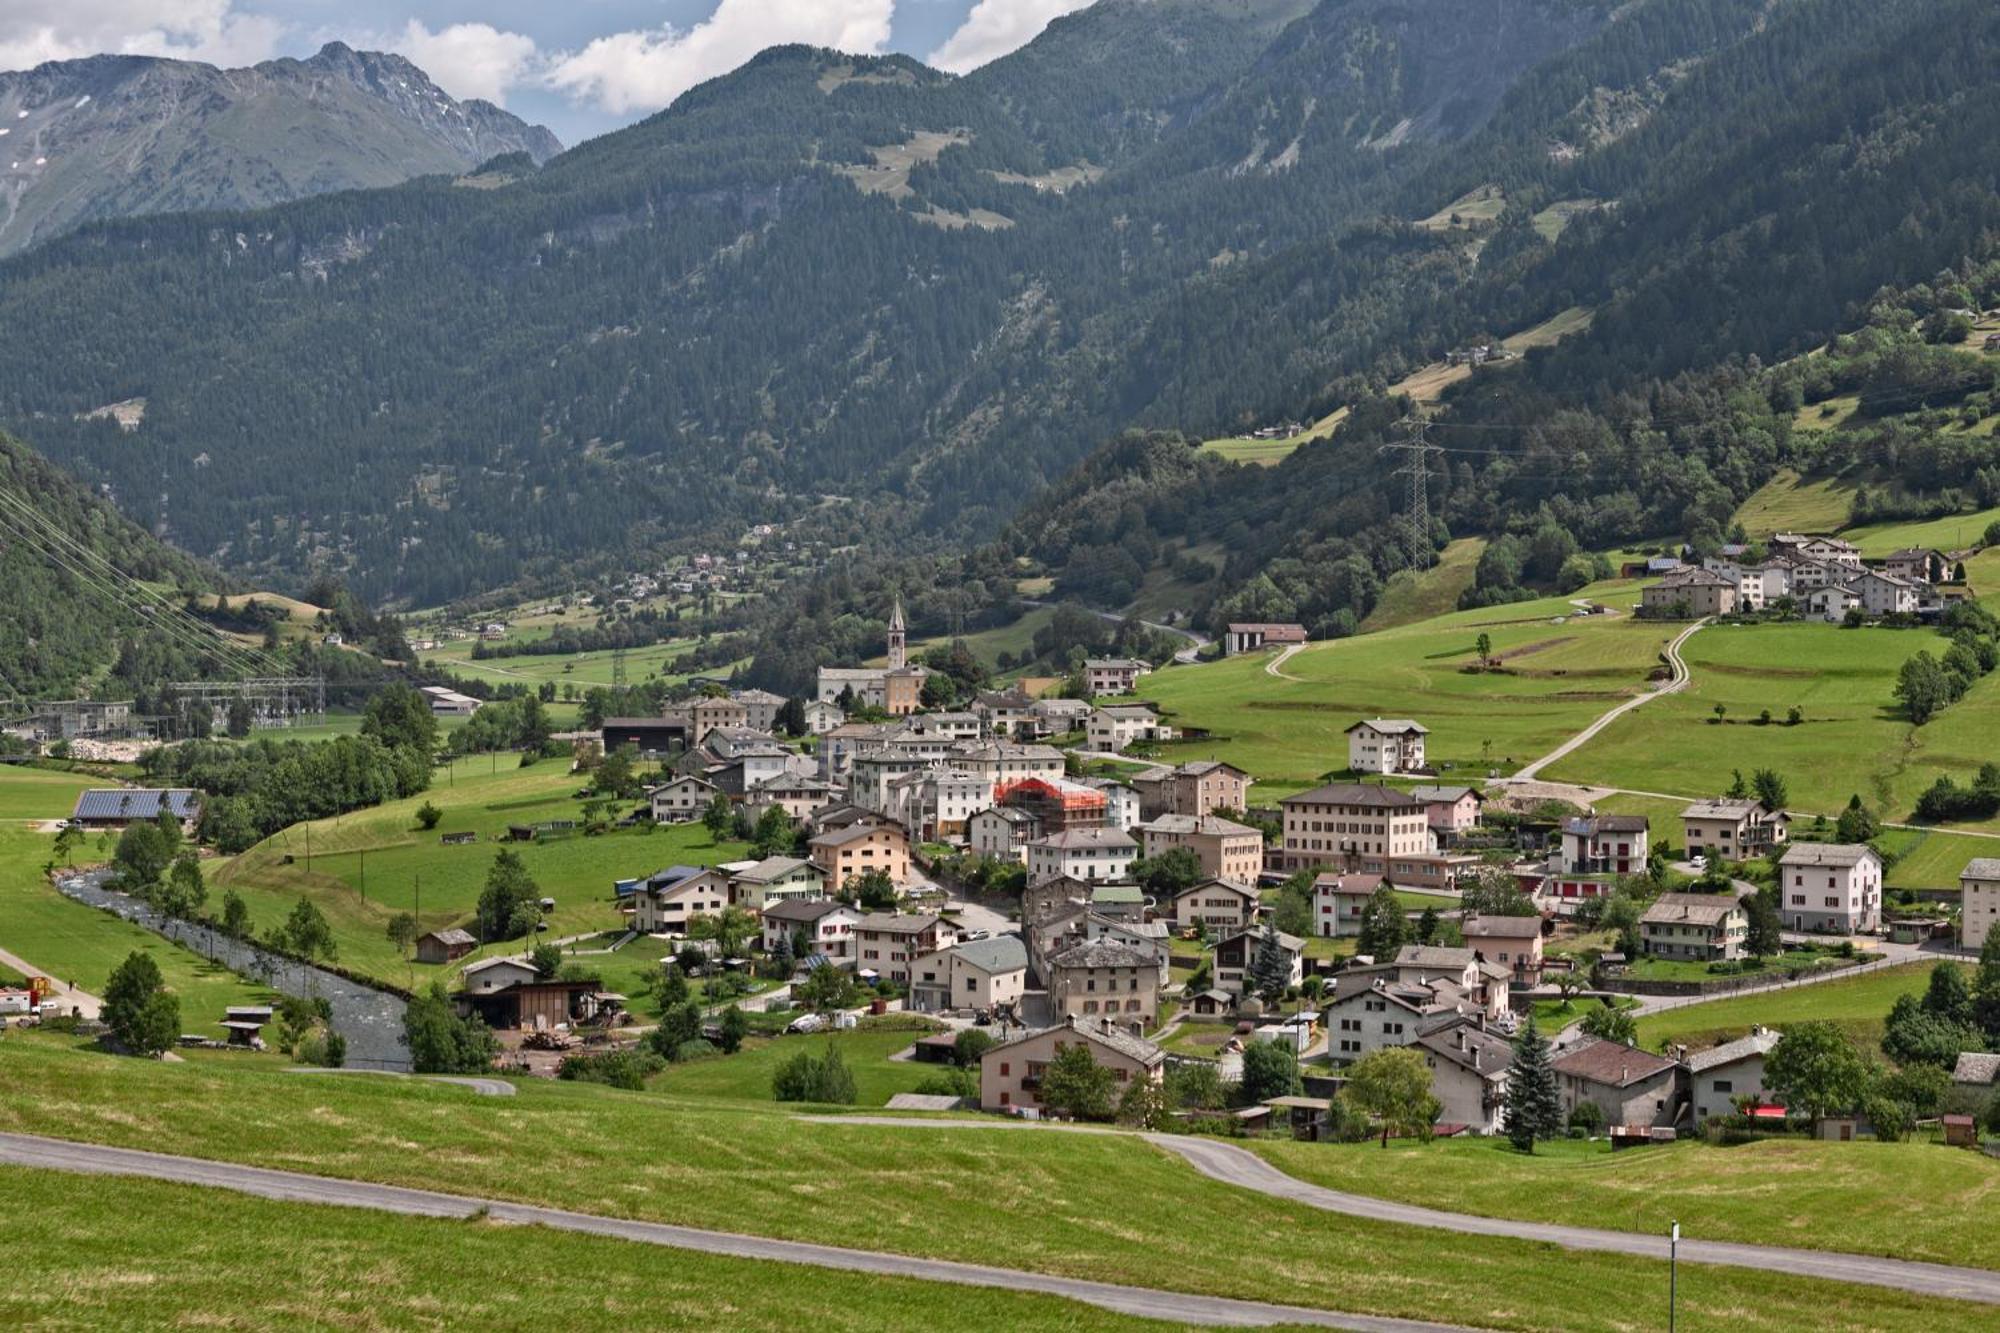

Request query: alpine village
[{"left": 5, "top": 3, "right": 2000, "bottom": 1331}]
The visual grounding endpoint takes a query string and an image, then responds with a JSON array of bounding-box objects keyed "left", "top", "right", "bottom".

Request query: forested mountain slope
[
  {"left": 0, "top": 0, "right": 1992, "bottom": 624},
  {"left": 0, "top": 43, "right": 560, "bottom": 257},
  {"left": 0, "top": 432, "right": 214, "bottom": 699},
  {"left": 0, "top": 0, "right": 1622, "bottom": 605}
]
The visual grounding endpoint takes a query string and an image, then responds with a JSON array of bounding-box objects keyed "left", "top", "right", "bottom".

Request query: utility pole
[{"left": 612, "top": 645, "right": 627, "bottom": 690}]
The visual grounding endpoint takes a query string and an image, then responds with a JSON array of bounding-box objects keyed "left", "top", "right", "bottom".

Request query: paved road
[
  {"left": 823, "top": 1117, "right": 2000, "bottom": 1307},
  {"left": 54, "top": 869, "right": 410, "bottom": 1070},
  {"left": 1147, "top": 1136, "right": 2000, "bottom": 1306},
  {"left": 0, "top": 1132, "right": 1473, "bottom": 1332},
  {"left": 1021, "top": 600, "right": 1212, "bottom": 665},
  {"left": 1508, "top": 618, "right": 1706, "bottom": 783},
  {"left": 0, "top": 945, "right": 99, "bottom": 1018}
]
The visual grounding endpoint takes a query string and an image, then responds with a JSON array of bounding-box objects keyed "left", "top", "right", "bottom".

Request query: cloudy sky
[{"left": 0, "top": 1, "right": 1100, "bottom": 146}]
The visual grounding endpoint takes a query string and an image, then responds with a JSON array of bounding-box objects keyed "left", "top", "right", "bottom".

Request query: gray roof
[
  {"left": 1139, "top": 813, "right": 1259, "bottom": 837},
  {"left": 854, "top": 912, "right": 944, "bottom": 935},
  {"left": 1170, "top": 877, "right": 1258, "bottom": 903},
  {"left": 1779, "top": 842, "right": 1877, "bottom": 867},
  {"left": 1953, "top": 1052, "right": 2000, "bottom": 1086},
  {"left": 1393, "top": 944, "right": 1477, "bottom": 971},
  {"left": 762, "top": 898, "right": 852, "bottom": 924},
  {"left": 731, "top": 856, "right": 818, "bottom": 884},
  {"left": 1408, "top": 785, "right": 1481, "bottom": 804},
  {"left": 986, "top": 1015, "right": 1164, "bottom": 1067},
  {"left": 1962, "top": 859, "right": 2000, "bottom": 883},
  {"left": 1050, "top": 940, "right": 1157, "bottom": 970},
  {"left": 1346, "top": 718, "right": 1428, "bottom": 735},
  {"left": 1640, "top": 893, "right": 1743, "bottom": 928},
  {"left": 1282, "top": 782, "right": 1423, "bottom": 809},
  {"left": 420, "top": 928, "right": 476, "bottom": 947},
  {"left": 1218, "top": 927, "right": 1304, "bottom": 954},
  {"left": 1552, "top": 1037, "right": 1678, "bottom": 1087},
  {"left": 1460, "top": 914, "right": 1544, "bottom": 939},
  {"left": 1686, "top": 1028, "right": 1781, "bottom": 1074},
  {"left": 1681, "top": 798, "right": 1771, "bottom": 821},
  {"left": 1564, "top": 814, "right": 1649, "bottom": 835},
  {"left": 952, "top": 935, "right": 1028, "bottom": 974},
  {"left": 1032, "top": 828, "right": 1138, "bottom": 851},
  {"left": 71, "top": 788, "right": 201, "bottom": 820},
  {"left": 1415, "top": 1023, "right": 1513, "bottom": 1079}
]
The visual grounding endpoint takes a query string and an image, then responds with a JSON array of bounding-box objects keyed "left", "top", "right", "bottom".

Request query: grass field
[
  {"left": 1530, "top": 197, "right": 1602, "bottom": 241},
  {"left": 1138, "top": 583, "right": 1671, "bottom": 798},
  {"left": 649, "top": 1027, "right": 947, "bottom": 1106},
  {"left": 0, "top": 771, "right": 273, "bottom": 1036},
  {"left": 1416, "top": 183, "right": 1506, "bottom": 229},
  {"left": 421, "top": 636, "right": 710, "bottom": 693},
  {"left": 0, "top": 1165, "right": 1169, "bottom": 1333},
  {"left": 1545, "top": 620, "right": 2000, "bottom": 822},
  {"left": 0, "top": 1035, "right": 1983, "bottom": 1332},
  {"left": 1253, "top": 1131, "right": 2000, "bottom": 1272},
  {"left": 0, "top": 764, "right": 97, "bottom": 820},
  {"left": 1359, "top": 537, "right": 1487, "bottom": 632},
  {"left": 1633, "top": 960, "right": 1947, "bottom": 1052},
  {"left": 1843, "top": 505, "right": 2000, "bottom": 557},
  {"left": 1731, "top": 468, "right": 1857, "bottom": 535},
  {"left": 214, "top": 764, "right": 749, "bottom": 989}
]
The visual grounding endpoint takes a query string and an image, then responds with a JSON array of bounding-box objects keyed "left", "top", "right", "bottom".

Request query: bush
[
  {"left": 772, "top": 1046, "right": 857, "bottom": 1104},
  {"left": 294, "top": 1030, "right": 346, "bottom": 1068},
  {"left": 674, "top": 1038, "right": 718, "bottom": 1063},
  {"left": 558, "top": 1049, "right": 665, "bottom": 1090},
  {"left": 912, "top": 1069, "right": 977, "bottom": 1099},
  {"left": 1567, "top": 1101, "right": 1605, "bottom": 1134},
  {"left": 415, "top": 801, "right": 443, "bottom": 830}
]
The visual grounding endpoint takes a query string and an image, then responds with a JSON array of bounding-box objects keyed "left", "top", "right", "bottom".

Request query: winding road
[
  {"left": 1506, "top": 618, "right": 1706, "bottom": 784},
  {"left": 0, "top": 1131, "right": 1470, "bottom": 1333},
  {"left": 1265, "top": 642, "right": 1306, "bottom": 679},
  {"left": 1021, "top": 600, "right": 1212, "bottom": 664},
  {"left": 821, "top": 1117, "right": 2000, "bottom": 1307}
]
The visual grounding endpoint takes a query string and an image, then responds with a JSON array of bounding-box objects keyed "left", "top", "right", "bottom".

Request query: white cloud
[
  {"left": 928, "top": 0, "right": 1091, "bottom": 76},
  {"left": 386, "top": 20, "right": 538, "bottom": 106},
  {"left": 545, "top": 0, "right": 897, "bottom": 116},
  {"left": 0, "top": 1, "right": 281, "bottom": 72}
]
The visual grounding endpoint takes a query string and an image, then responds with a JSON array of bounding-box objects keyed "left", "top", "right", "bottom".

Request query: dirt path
[
  {"left": 1265, "top": 643, "right": 1305, "bottom": 680},
  {"left": 0, "top": 946, "right": 99, "bottom": 1018},
  {"left": 1506, "top": 618, "right": 1705, "bottom": 783}
]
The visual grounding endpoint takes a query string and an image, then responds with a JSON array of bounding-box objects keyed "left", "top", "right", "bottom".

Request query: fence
[{"left": 1602, "top": 952, "right": 1902, "bottom": 999}]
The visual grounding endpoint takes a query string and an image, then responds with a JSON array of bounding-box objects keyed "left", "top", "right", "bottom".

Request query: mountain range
[
  {"left": 0, "top": 42, "right": 560, "bottom": 257},
  {"left": 0, "top": 0, "right": 1992, "bottom": 636}
]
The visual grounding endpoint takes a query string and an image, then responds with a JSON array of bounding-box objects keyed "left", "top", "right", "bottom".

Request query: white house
[
  {"left": 1312, "top": 871, "right": 1382, "bottom": 938},
  {"left": 1345, "top": 719, "right": 1427, "bottom": 774},
  {"left": 1084, "top": 658, "right": 1150, "bottom": 696},
  {"left": 760, "top": 898, "right": 861, "bottom": 960},
  {"left": 632, "top": 865, "right": 732, "bottom": 934},
  {"left": 1962, "top": 858, "right": 2000, "bottom": 952},
  {"left": 1086, "top": 706, "right": 1176, "bottom": 753},
  {"left": 1852, "top": 569, "right": 1920, "bottom": 617},
  {"left": 1686, "top": 1027, "right": 1781, "bottom": 1125},
  {"left": 1776, "top": 842, "right": 1882, "bottom": 934},
  {"left": 968, "top": 806, "right": 1038, "bottom": 863},
  {"left": 1026, "top": 829, "right": 1138, "bottom": 885},
  {"left": 650, "top": 775, "right": 718, "bottom": 823},
  {"left": 1416, "top": 1022, "right": 1513, "bottom": 1135},
  {"left": 1322, "top": 971, "right": 1467, "bottom": 1065},
  {"left": 1803, "top": 584, "right": 1861, "bottom": 622}
]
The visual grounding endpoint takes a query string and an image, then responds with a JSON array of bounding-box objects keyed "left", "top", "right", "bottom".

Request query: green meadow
[
  {"left": 1545, "top": 620, "right": 2000, "bottom": 823},
  {"left": 0, "top": 1165, "right": 1172, "bottom": 1333},
  {"left": 1138, "top": 583, "right": 1672, "bottom": 800},
  {"left": 648, "top": 1026, "right": 948, "bottom": 1107},
  {"left": 0, "top": 1035, "right": 1984, "bottom": 1333},
  {"left": 214, "top": 764, "right": 749, "bottom": 989},
  {"left": 1633, "top": 960, "right": 1946, "bottom": 1052},
  {"left": 1253, "top": 1131, "right": 2000, "bottom": 1272},
  {"left": 0, "top": 770, "right": 271, "bottom": 1036}
]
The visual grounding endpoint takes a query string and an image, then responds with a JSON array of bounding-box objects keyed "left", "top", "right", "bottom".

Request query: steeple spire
[{"left": 887, "top": 597, "right": 907, "bottom": 670}]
